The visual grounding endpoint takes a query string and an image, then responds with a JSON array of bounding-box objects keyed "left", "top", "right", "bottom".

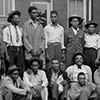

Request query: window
[
  {"left": 0, "top": 0, "right": 15, "bottom": 17},
  {"left": 67, "top": 0, "right": 87, "bottom": 27}
]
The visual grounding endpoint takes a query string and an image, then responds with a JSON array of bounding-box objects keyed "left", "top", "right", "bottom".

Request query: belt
[{"left": 48, "top": 42, "right": 61, "bottom": 46}]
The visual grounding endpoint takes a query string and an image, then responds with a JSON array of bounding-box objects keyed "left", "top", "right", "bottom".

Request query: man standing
[
  {"left": 23, "top": 6, "right": 45, "bottom": 69},
  {"left": 44, "top": 10, "right": 65, "bottom": 67},
  {"left": 64, "top": 14, "right": 85, "bottom": 68},
  {"left": 23, "top": 57, "right": 48, "bottom": 100},
  {"left": 0, "top": 65, "right": 31, "bottom": 100},
  {"left": 3, "top": 11, "right": 24, "bottom": 77}
]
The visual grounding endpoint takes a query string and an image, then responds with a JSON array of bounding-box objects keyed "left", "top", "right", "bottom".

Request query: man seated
[
  {"left": 23, "top": 57, "right": 48, "bottom": 100},
  {"left": 66, "top": 53, "right": 92, "bottom": 82},
  {"left": 45, "top": 58, "right": 70, "bottom": 100},
  {"left": 0, "top": 65, "right": 31, "bottom": 100},
  {"left": 67, "top": 72, "right": 98, "bottom": 100}
]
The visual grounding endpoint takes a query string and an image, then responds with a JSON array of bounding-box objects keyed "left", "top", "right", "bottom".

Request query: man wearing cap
[
  {"left": 23, "top": 57, "right": 48, "bottom": 100},
  {"left": 23, "top": 6, "right": 45, "bottom": 69},
  {"left": 0, "top": 65, "right": 31, "bottom": 100},
  {"left": 84, "top": 21, "right": 100, "bottom": 76},
  {"left": 2, "top": 10, "right": 24, "bottom": 77},
  {"left": 66, "top": 53, "right": 92, "bottom": 82},
  {"left": 44, "top": 10, "right": 65, "bottom": 68},
  {"left": 64, "top": 14, "right": 85, "bottom": 68}
]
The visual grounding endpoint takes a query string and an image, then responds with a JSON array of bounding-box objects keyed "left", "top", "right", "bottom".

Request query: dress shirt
[
  {"left": 3, "top": 24, "right": 23, "bottom": 46},
  {"left": 84, "top": 33, "right": 100, "bottom": 50},
  {"left": 94, "top": 69, "right": 100, "bottom": 85},
  {"left": 44, "top": 23, "right": 65, "bottom": 49},
  {"left": 23, "top": 69, "right": 48, "bottom": 88},
  {"left": 0, "top": 76, "right": 29, "bottom": 95},
  {"left": 71, "top": 27, "right": 79, "bottom": 35},
  {"left": 68, "top": 82, "right": 96, "bottom": 100},
  {"left": 66, "top": 64, "right": 92, "bottom": 82}
]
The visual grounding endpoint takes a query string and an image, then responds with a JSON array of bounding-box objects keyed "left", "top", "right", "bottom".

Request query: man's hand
[
  {"left": 60, "top": 80, "right": 68, "bottom": 86},
  {"left": 95, "top": 57, "right": 100, "bottom": 67},
  {"left": 36, "top": 48, "right": 43, "bottom": 57},
  {"left": 30, "top": 49, "right": 36, "bottom": 57}
]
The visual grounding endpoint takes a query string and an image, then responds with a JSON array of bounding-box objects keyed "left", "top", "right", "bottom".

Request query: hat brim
[
  {"left": 7, "top": 11, "right": 21, "bottom": 22},
  {"left": 85, "top": 23, "right": 98, "bottom": 29},
  {"left": 29, "top": 57, "right": 41, "bottom": 67},
  {"left": 69, "top": 16, "right": 82, "bottom": 22},
  {"left": 7, "top": 68, "right": 20, "bottom": 75}
]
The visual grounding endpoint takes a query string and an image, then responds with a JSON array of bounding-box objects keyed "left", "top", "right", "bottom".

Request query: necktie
[{"left": 15, "top": 26, "right": 19, "bottom": 43}]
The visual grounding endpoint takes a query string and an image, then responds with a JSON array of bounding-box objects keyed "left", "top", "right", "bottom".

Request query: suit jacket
[
  {"left": 64, "top": 27, "right": 85, "bottom": 54},
  {"left": 45, "top": 68, "right": 70, "bottom": 86}
]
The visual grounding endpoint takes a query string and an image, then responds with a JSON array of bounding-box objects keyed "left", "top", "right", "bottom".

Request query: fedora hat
[
  {"left": 85, "top": 20, "right": 98, "bottom": 29},
  {"left": 29, "top": 57, "right": 41, "bottom": 66},
  {"left": 69, "top": 14, "right": 82, "bottom": 22},
  {"left": 7, "top": 10, "right": 21, "bottom": 22},
  {"left": 7, "top": 65, "right": 20, "bottom": 75}
]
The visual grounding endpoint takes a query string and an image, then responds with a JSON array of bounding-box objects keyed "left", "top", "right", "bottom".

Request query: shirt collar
[
  {"left": 28, "top": 18, "right": 40, "bottom": 25},
  {"left": 50, "top": 23, "right": 60, "bottom": 27},
  {"left": 71, "top": 27, "right": 79, "bottom": 31}
]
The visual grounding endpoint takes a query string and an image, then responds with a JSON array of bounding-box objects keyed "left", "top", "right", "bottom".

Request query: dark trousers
[
  {"left": 47, "top": 42, "right": 61, "bottom": 68},
  {"left": 7, "top": 46, "right": 25, "bottom": 78},
  {"left": 84, "top": 48, "right": 97, "bottom": 77}
]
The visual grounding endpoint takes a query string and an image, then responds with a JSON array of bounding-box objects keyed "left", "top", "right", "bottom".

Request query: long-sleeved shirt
[
  {"left": 0, "top": 76, "right": 29, "bottom": 95},
  {"left": 23, "top": 69, "right": 48, "bottom": 88},
  {"left": 68, "top": 82, "right": 96, "bottom": 100},
  {"left": 3, "top": 24, "right": 23, "bottom": 46},
  {"left": 66, "top": 64, "right": 92, "bottom": 82},
  {"left": 23, "top": 19, "right": 45, "bottom": 60},
  {"left": 94, "top": 69, "right": 100, "bottom": 85},
  {"left": 44, "top": 23, "right": 65, "bottom": 49}
]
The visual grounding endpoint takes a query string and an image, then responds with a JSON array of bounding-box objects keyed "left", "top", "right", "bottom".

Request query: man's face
[
  {"left": 51, "top": 13, "right": 58, "bottom": 24},
  {"left": 31, "top": 61, "right": 39, "bottom": 74},
  {"left": 75, "top": 55, "right": 83, "bottom": 66},
  {"left": 78, "top": 74, "right": 86, "bottom": 86},
  {"left": 88, "top": 24, "right": 95, "bottom": 33},
  {"left": 11, "top": 14, "right": 20, "bottom": 25},
  {"left": 52, "top": 60, "right": 59, "bottom": 71},
  {"left": 29, "top": 9, "right": 38, "bottom": 20},
  {"left": 71, "top": 18, "right": 79, "bottom": 28},
  {"left": 11, "top": 70, "right": 19, "bottom": 81}
]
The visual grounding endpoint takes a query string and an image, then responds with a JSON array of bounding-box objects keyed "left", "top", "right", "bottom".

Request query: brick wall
[{"left": 53, "top": 0, "right": 67, "bottom": 30}]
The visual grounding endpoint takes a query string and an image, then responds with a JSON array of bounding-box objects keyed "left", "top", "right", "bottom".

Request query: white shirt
[
  {"left": 44, "top": 23, "right": 65, "bottom": 49},
  {"left": 72, "top": 27, "right": 79, "bottom": 35},
  {"left": 23, "top": 69, "right": 48, "bottom": 88},
  {"left": 66, "top": 64, "right": 92, "bottom": 82},
  {"left": 84, "top": 33, "right": 100, "bottom": 49},
  {"left": 3, "top": 24, "right": 23, "bottom": 46}
]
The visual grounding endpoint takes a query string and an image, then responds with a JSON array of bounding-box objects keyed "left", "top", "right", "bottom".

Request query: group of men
[{"left": 0, "top": 5, "right": 100, "bottom": 100}]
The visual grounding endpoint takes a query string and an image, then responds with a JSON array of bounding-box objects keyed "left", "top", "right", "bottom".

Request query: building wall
[
  {"left": 92, "top": 0, "right": 100, "bottom": 33},
  {"left": 53, "top": 0, "right": 67, "bottom": 30}
]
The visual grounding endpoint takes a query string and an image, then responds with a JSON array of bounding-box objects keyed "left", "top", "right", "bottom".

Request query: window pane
[{"left": 0, "top": 0, "right": 4, "bottom": 15}]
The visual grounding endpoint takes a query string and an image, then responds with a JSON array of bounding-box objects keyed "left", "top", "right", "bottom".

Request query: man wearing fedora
[
  {"left": 0, "top": 65, "right": 31, "bottom": 100},
  {"left": 23, "top": 6, "right": 45, "bottom": 69},
  {"left": 84, "top": 21, "right": 100, "bottom": 77},
  {"left": 64, "top": 14, "right": 85, "bottom": 68},
  {"left": 66, "top": 52, "right": 92, "bottom": 82},
  {"left": 23, "top": 57, "right": 48, "bottom": 100},
  {"left": 2, "top": 10, "right": 25, "bottom": 77}
]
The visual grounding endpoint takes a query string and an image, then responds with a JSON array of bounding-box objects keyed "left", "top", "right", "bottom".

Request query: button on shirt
[
  {"left": 44, "top": 23, "right": 65, "bottom": 49},
  {"left": 23, "top": 69, "right": 48, "bottom": 87},
  {"left": 84, "top": 33, "right": 100, "bottom": 50},
  {"left": 66, "top": 64, "right": 92, "bottom": 82},
  {"left": 3, "top": 24, "right": 23, "bottom": 46}
]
